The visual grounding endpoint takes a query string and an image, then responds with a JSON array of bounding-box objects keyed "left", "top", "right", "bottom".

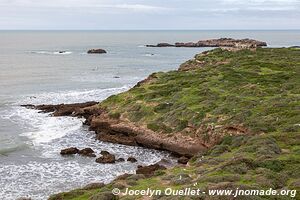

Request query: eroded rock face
[
  {"left": 87, "top": 49, "right": 107, "bottom": 54},
  {"left": 60, "top": 147, "right": 79, "bottom": 155}
]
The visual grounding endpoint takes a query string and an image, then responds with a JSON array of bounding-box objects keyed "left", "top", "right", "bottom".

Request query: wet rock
[
  {"left": 156, "top": 158, "right": 174, "bottom": 168},
  {"left": 116, "top": 158, "right": 125, "bottom": 162},
  {"left": 60, "top": 147, "right": 79, "bottom": 155},
  {"left": 16, "top": 198, "right": 32, "bottom": 200},
  {"left": 100, "top": 151, "right": 110, "bottom": 156},
  {"left": 136, "top": 164, "right": 166, "bottom": 177},
  {"left": 78, "top": 148, "right": 96, "bottom": 157},
  {"left": 82, "top": 182, "right": 105, "bottom": 190},
  {"left": 96, "top": 152, "right": 116, "bottom": 164},
  {"left": 127, "top": 157, "right": 137, "bottom": 163},
  {"left": 177, "top": 156, "right": 190, "bottom": 164},
  {"left": 87, "top": 49, "right": 107, "bottom": 54}
]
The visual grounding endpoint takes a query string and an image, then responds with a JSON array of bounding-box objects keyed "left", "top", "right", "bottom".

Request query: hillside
[{"left": 49, "top": 47, "right": 300, "bottom": 200}]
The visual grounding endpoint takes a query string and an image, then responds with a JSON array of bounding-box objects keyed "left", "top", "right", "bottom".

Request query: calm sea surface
[{"left": 0, "top": 30, "right": 299, "bottom": 199}]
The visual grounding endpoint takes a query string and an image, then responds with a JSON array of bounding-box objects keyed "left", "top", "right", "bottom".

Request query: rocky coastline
[{"left": 146, "top": 38, "right": 267, "bottom": 49}]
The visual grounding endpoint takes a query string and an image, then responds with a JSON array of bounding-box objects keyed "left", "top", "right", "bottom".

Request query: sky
[{"left": 0, "top": 0, "right": 299, "bottom": 30}]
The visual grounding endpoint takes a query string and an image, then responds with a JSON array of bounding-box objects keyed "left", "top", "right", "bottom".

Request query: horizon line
[{"left": 0, "top": 29, "right": 300, "bottom": 31}]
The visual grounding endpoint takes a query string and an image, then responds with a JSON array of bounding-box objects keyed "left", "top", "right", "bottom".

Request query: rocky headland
[
  {"left": 22, "top": 45, "right": 300, "bottom": 200},
  {"left": 146, "top": 38, "right": 267, "bottom": 50}
]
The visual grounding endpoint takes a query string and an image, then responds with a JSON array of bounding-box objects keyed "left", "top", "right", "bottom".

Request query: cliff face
[{"left": 43, "top": 47, "right": 300, "bottom": 200}]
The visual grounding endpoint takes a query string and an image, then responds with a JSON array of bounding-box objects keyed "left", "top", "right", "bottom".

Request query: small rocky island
[
  {"left": 87, "top": 48, "right": 107, "bottom": 54},
  {"left": 146, "top": 38, "right": 267, "bottom": 49}
]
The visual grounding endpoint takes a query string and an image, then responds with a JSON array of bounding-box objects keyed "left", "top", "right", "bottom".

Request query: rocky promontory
[{"left": 147, "top": 38, "right": 267, "bottom": 49}]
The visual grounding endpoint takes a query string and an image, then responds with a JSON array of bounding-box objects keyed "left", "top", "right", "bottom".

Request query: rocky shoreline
[{"left": 22, "top": 101, "right": 207, "bottom": 157}]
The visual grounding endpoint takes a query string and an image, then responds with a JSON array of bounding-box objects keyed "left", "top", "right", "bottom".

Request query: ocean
[{"left": 0, "top": 30, "right": 299, "bottom": 199}]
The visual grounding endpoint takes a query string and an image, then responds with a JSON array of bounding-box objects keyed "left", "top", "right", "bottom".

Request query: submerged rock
[
  {"left": 60, "top": 147, "right": 79, "bottom": 155},
  {"left": 87, "top": 49, "right": 107, "bottom": 54}
]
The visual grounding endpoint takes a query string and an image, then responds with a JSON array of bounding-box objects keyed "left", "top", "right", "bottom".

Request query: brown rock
[
  {"left": 178, "top": 156, "right": 190, "bottom": 164},
  {"left": 87, "top": 49, "right": 107, "bottom": 54},
  {"left": 116, "top": 158, "right": 125, "bottom": 162},
  {"left": 127, "top": 157, "right": 137, "bottom": 163},
  {"left": 82, "top": 182, "right": 105, "bottom": 190},
  {"left": 136, "top": 164, "right": 166, "bottom": 177},
  {"left": 78, "top": 148, "right": 96, "bottom": 157},
  {"left": 96, "top": 152, "right": 116, "bottom": 164},
  {"left": 60, "top": 147, "right": 79, "bottom": 155}
]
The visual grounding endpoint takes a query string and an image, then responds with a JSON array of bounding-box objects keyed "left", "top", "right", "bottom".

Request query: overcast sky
[{"left": 0, "top": 0, "right": 299, "bottom": 30}]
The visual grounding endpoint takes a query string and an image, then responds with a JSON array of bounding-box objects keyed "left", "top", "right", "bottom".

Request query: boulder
[
  {"left": 127, "top": 157, "right": 137, "bottom": 163},
  {"left": 136, "top": 164, "right": 166, "bottom": 177},
  {"left": 96, "top": 152, "right": 116, "bottom": 164},
  {"left": 177, "top": 156, "right": 190, "bottom": 164},
  {"left": 82, "top": 182, "right": 105, "bottom": 190},
  {"left": 78, "top": 148, "right": 96, "bottom": 157},
  {"left": 60, "top": 147, "right": 79, "bottom": 155},
  {"left": 116, "top": 158, "right": 125, "bottom": 162},
  {"left": 87, "top": 49, "right": 107, "bottom": 54}
]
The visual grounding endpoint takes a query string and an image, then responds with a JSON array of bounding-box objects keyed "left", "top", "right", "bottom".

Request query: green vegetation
[{"left": 49, "top": 48, "right": 300, "bottom": 200}]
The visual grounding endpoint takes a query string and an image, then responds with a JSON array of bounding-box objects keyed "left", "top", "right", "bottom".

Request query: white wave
[
  {"left": 15, "top": 85, "right": 131, "bottom": 105},
  {"left": 31, "top": 51, "right": 72, "bottom": 55},
  {"left": 143, "top": 53, "right": 155, "bottom": 57}
]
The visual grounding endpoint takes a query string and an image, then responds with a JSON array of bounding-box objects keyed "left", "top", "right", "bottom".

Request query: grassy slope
[{"left": 49, "top": 48, "right": 300, "bottom": 200}]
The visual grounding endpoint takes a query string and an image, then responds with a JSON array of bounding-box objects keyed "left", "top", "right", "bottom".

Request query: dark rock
[
  {"left": 156, "top": 158, "right": 175, "bottom": 168},
  {"left": 87, "top": 49, "right": 107, "bottom": 54},
  {"left": 115, "top": 173, "right": 131, "bottom": 180},
  {"left": 96, "top": 152, "right": 116, "bottom": 164},
  {"left": 82, "top": 182, "right": 105, "bottom": 190},
  {"left": 16, "top": 198, "right": 31, "bottom": 200},
  {"left": 113, "top": 76, "right": 120, "bottom": 79},
  {"left": 78, "top": 148, "right": 96, "bottom": 157},
  {"left": 127, "top": 157, "right": 137, "bottom": 163},
  {"left": 136, "top": 164, "right": 166, "bottom": 177},
  {"left": 60, "top": 147, "right": 79, "bottom": 155},
  {"left": 116, "top": 158, "right": 125, "bottom": 162},
  {"left": 100, "top": 150, "right": 110, "bottom": 156},
  {"left": 177, "top": 156, "right": 190, "bottom": 164},
  {"left": 146, "top": 43, "right": 174, "bottom": 47},
  {"left": 59, "top": 51, "right": 66, "bottom": 54}
]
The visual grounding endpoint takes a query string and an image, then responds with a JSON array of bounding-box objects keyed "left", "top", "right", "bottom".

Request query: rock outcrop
[
  {"left": 78, "top": 148, "right": 96, "bottom": 157},
  {"left": 146, "top": 43, "right": 174, "bottom": 47},
  {"left": 95, "top": 152, "right": 116, "bottom": 164},
  {"left": 136, "top": 164, "right": 166, "bottom": 177},
  {"left": 147, "top": 38, "right": 267, "bottom": 49},
  {"left": 60, "top": 147, "right": 79, "bottom": 155},
  {"left": 87, "top": 49, "right": 107, "bottom": 54}
]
